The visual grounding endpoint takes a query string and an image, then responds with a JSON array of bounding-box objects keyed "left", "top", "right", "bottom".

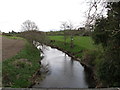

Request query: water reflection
[{"left": 33, "top": 45, "right": 90, "bottom": 88}]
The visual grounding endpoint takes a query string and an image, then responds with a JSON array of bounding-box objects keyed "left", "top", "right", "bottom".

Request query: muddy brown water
[{"left": 33, "top": 45, "right": 95, "bottom": 88}]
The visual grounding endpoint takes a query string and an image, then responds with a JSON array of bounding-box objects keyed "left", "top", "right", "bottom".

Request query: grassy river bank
[{"left": 2, "top": 36, "right": 42, "bottom": 88}]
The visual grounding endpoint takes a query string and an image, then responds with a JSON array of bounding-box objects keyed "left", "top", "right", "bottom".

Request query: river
[{"left": 33, "top": 45, "right": 94, "bottom": 88}]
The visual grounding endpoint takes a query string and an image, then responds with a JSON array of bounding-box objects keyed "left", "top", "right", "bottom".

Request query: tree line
[{"left": 91, "top": 1, "right": 120, "bottom": 87}]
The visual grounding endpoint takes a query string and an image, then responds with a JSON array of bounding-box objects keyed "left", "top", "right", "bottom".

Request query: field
[
  {"left": 49, "top": 36, "right": 96, "bottom": 50},
  {"left": 2, "top": 36, "right": 25, "bottom": 60},
  {"left": 49, "top": 36, "right": 97, "bottom": 59}
]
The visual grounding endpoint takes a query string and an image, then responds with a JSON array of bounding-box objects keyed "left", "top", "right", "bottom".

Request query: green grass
[
  {"left": 2, "top": 35, "right": 25, "bottom": 40},
  {"left": 49, "top": 36, "right": 97, "bottom": 58},
  {"left": 49, "top": 36, "right": 96, "bottom": 50},
  {"left": 2, "top": 41, "right": 41, "bottom": 88}
]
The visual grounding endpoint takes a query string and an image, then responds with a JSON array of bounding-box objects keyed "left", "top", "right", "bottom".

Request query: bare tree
[
  {"left": 61, "top": 21, "right": 75, "bottom": 48},
  {"left": 20, "top": 20, "right": 49, "bottom": 45},
  {"left": 67, "top": 21, "right": 74, "bottom": 48},
  {"left": 85, "top": 0, "right": 107, "bottom": 30},
  {"left": 21, "top": 20, "right": 39, "bottom": 31},
  {"left": 60, "top": 21, "right": 68, "bottom": 45}
]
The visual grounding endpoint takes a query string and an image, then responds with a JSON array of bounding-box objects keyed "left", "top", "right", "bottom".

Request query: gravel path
[{"left": 2, "top": 36, "right": 25, "bottom": 60}]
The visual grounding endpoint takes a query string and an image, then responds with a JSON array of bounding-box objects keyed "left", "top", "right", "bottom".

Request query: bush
[
  {"left": 95, "top": 47, "right": 120, "bottom": 87},
  {"left": 82, "top": 50, "right": 98, "bottom": 67}
]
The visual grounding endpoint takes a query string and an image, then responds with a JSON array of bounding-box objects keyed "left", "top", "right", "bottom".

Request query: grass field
[
  {"left": 2, "top": 35, "right": 25, "bottom": 40},
  {"left": 49, "top": 36, "right": 97, "bottom": 59},
  {"left": 2, "top": 38, "right": 41, "bottom": 88},
  {"left": 49, "top": 36, "right": 96, "bottom": 50}
]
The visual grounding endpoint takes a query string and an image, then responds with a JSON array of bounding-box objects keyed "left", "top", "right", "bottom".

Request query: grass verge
[{"left": 2, "top": 41, "right": 41, "bottom": 88}]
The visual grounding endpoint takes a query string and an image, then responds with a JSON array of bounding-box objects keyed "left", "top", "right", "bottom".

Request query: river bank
[{"left": 2, "top": 36, "right": 42, "bottom": 88}]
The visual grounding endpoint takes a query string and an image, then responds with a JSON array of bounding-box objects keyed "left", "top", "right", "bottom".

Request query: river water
[{"left": 33, "top": 45, "right": 94, "bottom": 88}]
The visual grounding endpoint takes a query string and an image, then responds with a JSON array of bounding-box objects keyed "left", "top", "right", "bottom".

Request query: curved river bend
[{"left": 33, "top": 45, "right": 93, "bottom": 88}]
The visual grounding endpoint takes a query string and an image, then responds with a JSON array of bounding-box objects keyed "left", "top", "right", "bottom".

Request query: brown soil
[{"left": 2, "top": 36, "right": 25, "bottom": 60}]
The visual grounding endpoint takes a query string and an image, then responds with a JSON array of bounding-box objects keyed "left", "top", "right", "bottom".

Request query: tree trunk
[{"left": 70, "top": 36, "right": 74, "bottom": 48}]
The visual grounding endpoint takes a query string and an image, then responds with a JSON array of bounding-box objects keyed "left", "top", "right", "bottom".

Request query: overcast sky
[{"left": 0, "top": 0, "right": 92, "bottom": 32}]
